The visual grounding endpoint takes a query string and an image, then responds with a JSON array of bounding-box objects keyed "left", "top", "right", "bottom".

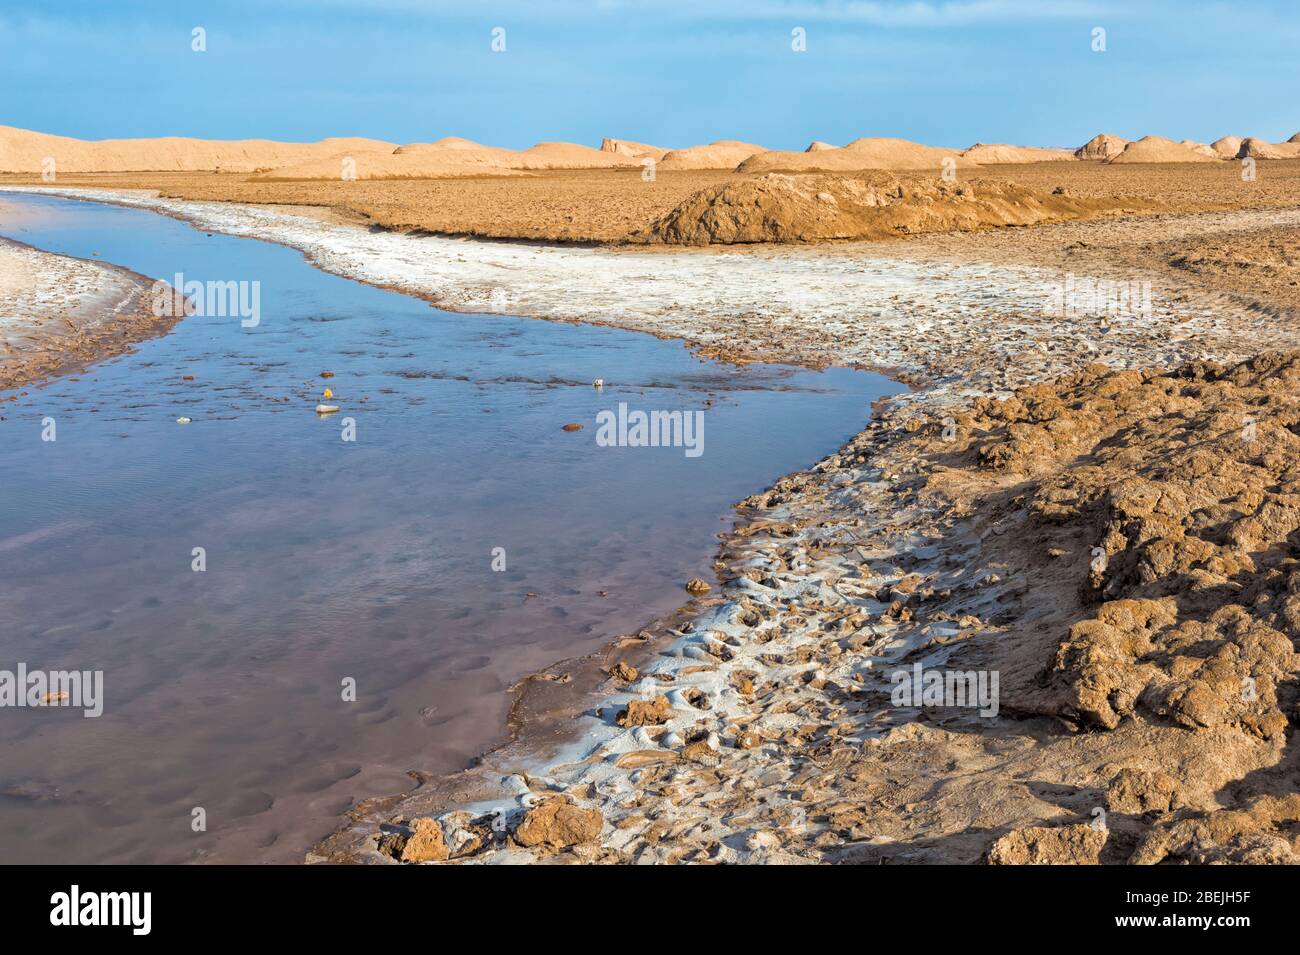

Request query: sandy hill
[
  {"left": 1211, "top": 136, "right": 1243, "bottom": 158},
  {"left": 600, "top": 138, "right": 667, "bottom": 161},
  {"left": 1074, "top": 133, "right": 1128, "bottom": 161},
  {"left": 961, "top": 143, "right": 1077, "bottom": 163},
  {"left": 739, "top": 138, "right": 972, "bottom": 173},
  {"left": 257, "top": 138, "right": 645, "bottom": 180},
  {"left": 658, "top": 140, "right": 766, "bottom": 170},
  {"left": 1179, "top": 139, "right": 1219, "bottom": 158},
  {"left": 0, "top": 125, "right": 655, "bottom": 179},
  {"left": 0, "top": 124, "right": 395, "bottom": 173},
  {"left": 513, "top": 142, "right": 638, "bottom": 169},
  {"left": 1108, "top": 135, "right": 1218, "bottom": 163},
  {"left": 1238, "top": 137, "right": 1300, "bottom": 159}
]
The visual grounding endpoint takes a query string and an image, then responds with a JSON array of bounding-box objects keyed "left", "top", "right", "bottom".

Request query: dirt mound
[
  {"left": 738, "top": 137, "right": 971, "bottom": 174},
  {"left": 881, "top": 351, "right": 1300, "bottom": 863},
  {"left": 635, "top": 172, "right": 1142, "bottom": 245},
  {"left": 1211, "top": 135, "right": 1243, "bottom": 158},
  {"left": 962, "top": 143, "right": 1077, "bottom": 163},
  {"left": 0, "top": 124, "right": 395, "bottom": 174},
  {"left": 657, "top": 140, "right": 766, "bottom": 170},
  {"left": 1239, "top": 137, "right": 1300, "bottom": 159},
  {"left": 1108, "top": 135, "right": 1218, "bottom": 163},
  {"left": 599, "top": 138, "right": 667, "bottom": 161},
  {"left": 1075, "top": 133, "right": 1128, "bottom": 160}
]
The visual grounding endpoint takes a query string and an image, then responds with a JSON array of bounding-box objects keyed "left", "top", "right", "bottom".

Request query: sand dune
[
  {"left": 1075, "top": 134, "right": 1129, "bottom": 160},
  {"left": 0, "top": 126, "right": 649, "bottom": 180},
  {"left": 1108, "top": 135, "right": 1218, "bottom": 163},
  {"left": 599, "top": 138, "right": 667, "bottom": 161},
  {"left": 258, "top": 139, "right": 644, "bottom": 179},
  {"left": 658, "top": 140, "right": 766, "bottom": 170},
  {"left": 1239, "top": 137, "right": 1300, "bottom": 159},
  {"left": 1179, "top": 139, "right": 1219, "bottom": 158},
  {"left": 0, "top": 124, "right": 395, "bottom": 174},
  {"left": 961, "top": 143, "right": 1076, "bottom": 163},
  {"left": 1211, "top": 136, "right": 1243, "bottom": 158},
  {"left": 739, "top": 137, "right": 971, "bottom": 173},
  {"left": 11, "top": 124, "right": 1300, "bottom": 184}
]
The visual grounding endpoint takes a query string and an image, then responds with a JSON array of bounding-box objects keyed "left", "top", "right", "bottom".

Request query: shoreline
[
  {"left": 10, "top": 186, "right": 1300, "bottom": 399},
  {"left": 0, "top": 234, "right": 178, "bottom": 394},
  {"left": 7, "top": 186, "right": 1300, "bottom": 863}
]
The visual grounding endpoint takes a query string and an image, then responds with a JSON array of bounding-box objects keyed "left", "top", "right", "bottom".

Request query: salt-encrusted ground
[
  {"left": 9, "top": 186, "right": 1300, "bottom": 402},
  {"left": 0, "top": 236, "right": 160, "bottom": 392}
]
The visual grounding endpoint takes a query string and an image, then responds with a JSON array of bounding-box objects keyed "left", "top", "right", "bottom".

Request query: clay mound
[
  {"left": 657, "top": 140, "right": 766, "bottom": 171},
  {"left": 1074, "top": 133, "right": 1128, "bottom": 160},
  {"left": 738, "top": 138, "right": 971, "bottom": 173},
  {"left": 635, "top": 172, "right": 1140, "bottom": 246},
  {"left": 806, "top": 141, "right": 837, "bottom": 152},
  {"left": 600, "top": 138, "right": 667, "bottom": 161},
  {"left": 894, "top": 350, "right": 1300, "bottom": 863},
  {"left": 1179, "top": 139, "right": 1219, "bottom": 158},
  {"left": 1210, "top": 136, "right": 1243, "bottom": 158},
  {"left": 1238, "top": 137, "right": 1300, "bottom": 159},
  {"left": 1108, "top": 135, "right": 1218, "bottom": 163},
  {"left": 961, "top": 143, "right": 1077, "bottom": 163},
  {"left": 0, "top": 124, "right": 396, "bottom": 174}
]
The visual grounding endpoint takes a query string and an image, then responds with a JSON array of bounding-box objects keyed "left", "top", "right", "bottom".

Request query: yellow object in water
[{"left": 323, "top": 387, "right": 333, "bottom": 399}]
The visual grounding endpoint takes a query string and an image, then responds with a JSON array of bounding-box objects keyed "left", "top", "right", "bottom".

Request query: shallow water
[{"left": 0, "top": 193, "right": 898, "bottom": 863}]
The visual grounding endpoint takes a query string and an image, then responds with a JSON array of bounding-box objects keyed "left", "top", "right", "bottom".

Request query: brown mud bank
[{"left": 316, "top": 351, "right": 1300, "bottom": 866}]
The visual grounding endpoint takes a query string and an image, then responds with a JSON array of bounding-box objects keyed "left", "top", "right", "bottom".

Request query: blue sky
[{"left": 2, "top": 0, "right": 1298, "bottom": 150}]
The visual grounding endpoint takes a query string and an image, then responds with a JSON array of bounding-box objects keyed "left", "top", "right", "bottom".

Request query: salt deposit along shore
[
  {"left": 0, "top": 233, "right": 174, "bottom": 393},
  {"left": 7, "top": 185, "right": 1300, "bottom": 864}
]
